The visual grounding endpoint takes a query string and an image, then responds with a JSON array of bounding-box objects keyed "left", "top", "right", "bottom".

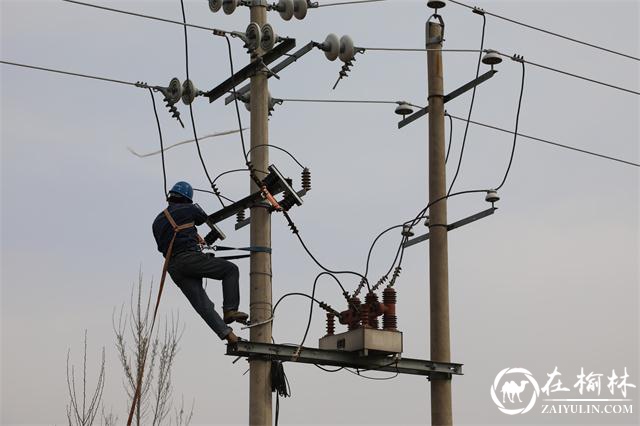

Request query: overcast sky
[{"left": 1, "top": 0, "right": 638, "bottom": 425}]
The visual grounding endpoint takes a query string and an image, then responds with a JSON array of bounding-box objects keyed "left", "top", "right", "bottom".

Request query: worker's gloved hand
[{"left": 204, "top": 230, "right": 220, "bottom": 245}]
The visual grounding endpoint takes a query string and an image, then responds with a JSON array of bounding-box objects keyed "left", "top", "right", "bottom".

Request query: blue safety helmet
[{"left": 169, "top": 181, "right": 193, "bottom": 201}]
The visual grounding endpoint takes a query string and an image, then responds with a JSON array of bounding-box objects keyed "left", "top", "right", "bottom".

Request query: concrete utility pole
[
  {"left": 427, "top": 21, "right": 453, "bottom": 426},
  {"left": 249, "top": 2, "right": 272, "bottom": 425}
]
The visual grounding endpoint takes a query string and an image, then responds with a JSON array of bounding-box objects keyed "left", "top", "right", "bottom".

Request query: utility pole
[
  {"left": 427, "top": 21, "right": 453, "bottom": 426},
  {"left": 249, "top": 1, "right": 272, "bottom": 425}
]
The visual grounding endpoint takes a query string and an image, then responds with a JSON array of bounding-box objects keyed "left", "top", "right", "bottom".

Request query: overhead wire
[
  {"left": 447, "top": 114, "right": 639, "bottom": 168},
  {"left": 0, "top": 60, "right": 149, "bottom": 88},
  {"left": 61, "top": 0, "right": 228, "bottom": 34},
  {"left": 494, "top": 51, "right": 639, "bottom": 96},
  {"left": 223, "top": 35, "right": 250, "bottom": 164},
  {"left": 448, "top": 0, "right": 640, "bottom": 62},
  {"left": 273, "top": 96, "right": 640, "bottom": 168},
  {"left": 316, "top": 0, "right": 388, "bottom": 7},
  {"left": 447, "top": 11, "right": 487, "bottom": 195}
]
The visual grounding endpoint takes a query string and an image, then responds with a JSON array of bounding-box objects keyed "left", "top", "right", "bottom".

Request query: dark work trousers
[{"left": 168, "top": 251, "right": 240, "bottom": 339}]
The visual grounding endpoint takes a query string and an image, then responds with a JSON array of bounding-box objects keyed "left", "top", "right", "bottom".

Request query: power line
[
  {"left": 61, "top": 0, "right": 227, "bottom": 34},
  {"left": 447, "top": 113, "right": 639, "bottom": 168},
  {"left": 317, "top": 0, "right": 388, "bottom": 7},
  {"left": 448, "top": 0, "right": 640, "bottom": 62},
  {"left": 275, "top": 96, "right": 639, "bottom": 167},
  {"left": 360, "top": 47, "right": 483, "bottom": 53},
  {"left": 495, "top": 52, "right": 640, "bottom": 96},
  {"left": 0, "top": 60, "right": 148, "bottom": 88},
  {"left": 147, "top": 89, "right": 168, "bottom": 198}
]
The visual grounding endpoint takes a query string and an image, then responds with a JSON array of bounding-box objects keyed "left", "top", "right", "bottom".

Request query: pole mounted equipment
[
  {"left": 181, "top": 79, "right": 198, "bottom": 105},
  {"left": 482, "top": 49, "right": 502, "bottom": 68},
  {"left": 317, "top": 33, "right": 340, "bottom": 61}
]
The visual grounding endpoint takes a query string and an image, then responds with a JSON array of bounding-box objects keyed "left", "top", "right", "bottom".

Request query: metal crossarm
[
  {"left": 398, "top": 69, "right": 498, "bottom": 129},
  {"left": 205, "top": 38, "right": 297, "bottom": 103},
  {"left": 225, "top": 42, "right": 316, "bottom": 105},
  {"left": 404, "top": 207, "right": 497, "bottom": 248},
  {"left": 227, "top": 341, "right": 463, "bottom": 378}
]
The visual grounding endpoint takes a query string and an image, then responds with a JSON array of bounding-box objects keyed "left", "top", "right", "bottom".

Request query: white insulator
[
  {"left": 395, "top": 102, "right": 413, "bottom": 116},
  {"left": 485, "top": 189, "right": 500, "bottom": 203},
  {"left": 209, "top": 0, "right": 222, "bottom": 12},
  {"left": 338, "top": 35, "right": 355, "bottom": 62},
  {"left": 261, "top": 24, "right": 277, "bottom": 52},
  {"left": 222, "top": 0, "right": 238, "bottom": 15},
  {"left": 482, "top": 49, "right": 502, "bottom": 66},
  {"left": 181, "top": 79, "right": 197, "bottom": 105},
  {"left": 167, "top": 77, "right": 182, "bottom": 104},
  {"left": 322, "top": 33, "right": 340, "bottom": 61},
  {"left": 293, "top": 0, "right": 308, "bottom": 19},
  {"left": 277, "top": 0, "right": 294, "bottom": 21},
  {"left": 427, "top": 0, "right": 446, "bottom": 9},
  {"left": 245, "top": 22, "right": 262, "bottom": 52}
]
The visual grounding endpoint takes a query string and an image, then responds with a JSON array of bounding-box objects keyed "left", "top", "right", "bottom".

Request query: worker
[{"left": 152, "top": 181, "right": 248, "bottom": 344}]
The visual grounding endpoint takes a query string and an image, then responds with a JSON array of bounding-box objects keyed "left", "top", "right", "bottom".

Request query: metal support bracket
[
  {"left": 398, "top": 69, "right": 497, "bottom": 129},
  {"left": 234, "top": 189, "right": 308, "bottom": 230},
  {"left": 208, "top": 165, "right": 305, "bottom": 225},
  {"left": 205, "top": 38, "right": 296, "bottom": 103},
  {"left": 225, "top": 42, "right": 316, "bottom": 105},
  {"left": 226, "top": 341, "right": 463, "bottom": 378},
  {"left": 403, "top": 207, "right": 497, "bottom": 248}
]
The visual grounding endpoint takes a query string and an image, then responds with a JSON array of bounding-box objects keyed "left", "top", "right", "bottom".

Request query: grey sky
[{"left": 1, "top": 0, "right": 638, "bottom": 425}]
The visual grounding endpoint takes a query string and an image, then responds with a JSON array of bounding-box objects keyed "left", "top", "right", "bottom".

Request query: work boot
[{"left": 223, "top": 310, "right": 249, "bottom": 325}]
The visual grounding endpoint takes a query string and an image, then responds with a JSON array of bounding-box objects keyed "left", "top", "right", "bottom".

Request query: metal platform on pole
[{"left": 227, "top": 341, "right": 463, "bottom": 379}]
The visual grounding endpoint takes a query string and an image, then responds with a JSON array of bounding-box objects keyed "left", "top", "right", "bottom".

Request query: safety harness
[{"left": 126, "top": 208, "right": 195, "bottom": 426}]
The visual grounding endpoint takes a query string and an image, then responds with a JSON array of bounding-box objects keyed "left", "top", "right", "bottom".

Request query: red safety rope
[{"left": 126, "top": 209, "right": 194, "bottom": 426}]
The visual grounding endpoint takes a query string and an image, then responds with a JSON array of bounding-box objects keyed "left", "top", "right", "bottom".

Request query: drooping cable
[
  {"left": 223, "top": 35, "right": 250, "bottom": 163},
  {"left": 448, "top": 0, "right": 640, "bottom": 62},
  {"left": 245, "top": 144, "right": 306, "bottom": 169},
  {"left": 147, "top": 89, "right": 168, "bottom": 198},
  {"left": 447, "top": 12, "right": 486, "bottom": 195},
  {"left": 178, "top": 0, "right": 222, "bottom": 207},
  {"left": 127, "top": 129, "right": 246, "bottom": 158},
  {"left": 192, "top": 188, "right": 235, "bottom": 204},
  {"left": 445, "top": 111, "right": 453, "bottom": 164},
  {"left": 495, "top": 61, "right": 526, "bottom": 190},
  {"left": 281, "top": 210, "right": 370, "bottom": 291}
]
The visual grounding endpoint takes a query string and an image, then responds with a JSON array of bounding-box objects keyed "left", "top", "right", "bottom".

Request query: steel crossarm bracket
[
  {"left": 205, "top": 38, "right": 296, "bottom": 103},
  {"left": 234, "top": 189, "right": 308, "bottom": 230},
  {"left": 226, "top": 341, "right": 463, "bottom": 378},
  {"left": 225, "top": 41, "right": 316, "bottom": 105},
  {"left": 398, "top": 69, "right": 497, "bottom": 129},
  {"left": 403, "top": 207, "right": 497, "bottom": 248}
]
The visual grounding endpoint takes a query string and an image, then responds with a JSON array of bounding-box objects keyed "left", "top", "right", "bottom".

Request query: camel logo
[{"left": 491, "top": 367, "right": 541, "bottom": 415}]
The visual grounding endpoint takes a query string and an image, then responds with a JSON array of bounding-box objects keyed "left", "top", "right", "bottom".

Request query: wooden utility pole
[
  {"left": 249, "top": 2, "right": 272, "bottom": 425},
  {"left": 427, "top": 21, "right": 453, "bottom": 426}
]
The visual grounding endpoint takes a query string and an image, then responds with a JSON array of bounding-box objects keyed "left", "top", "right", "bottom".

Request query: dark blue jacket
[{"left": 152, "top": 203, "right": 208, "bottom": 257}]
